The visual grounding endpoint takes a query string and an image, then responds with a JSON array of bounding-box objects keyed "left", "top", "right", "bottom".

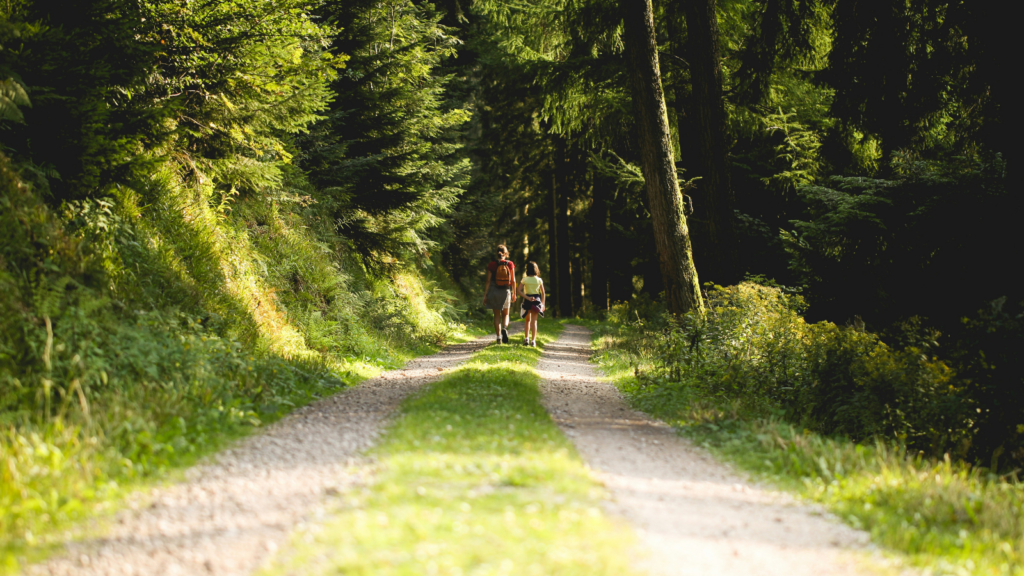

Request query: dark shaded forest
[{"left": 1, "top": 0, "right": 1020, "bottom": 568}]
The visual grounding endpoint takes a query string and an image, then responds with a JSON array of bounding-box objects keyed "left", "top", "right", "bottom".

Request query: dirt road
[
  {"left": 30, "top": 334, "right": 499, "bottom": 576},
  {"left": 536, "top": 324, "right": 881, "bottom": 576}
]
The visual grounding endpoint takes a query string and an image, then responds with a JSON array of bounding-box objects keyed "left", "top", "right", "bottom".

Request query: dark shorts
[{"left": 520, "top": 294, "right": 544, "bottom": 318}]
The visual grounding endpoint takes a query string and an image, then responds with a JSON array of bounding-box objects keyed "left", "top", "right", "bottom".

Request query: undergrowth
[
  {"left": 263, "top": 319, "right": 641, "bottom": 576},
  {"left": 0, "top": 155, "right": 470, "bottom": 572},
  {"left": 583, "top": 294, "right": 1024, "bottom": 576}
]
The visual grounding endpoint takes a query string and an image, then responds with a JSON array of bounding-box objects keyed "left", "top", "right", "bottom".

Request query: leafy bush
[
  {"left": 635, "top": 282, "right": 972, "bottom": 457},
  {"left": 949, "top": 298, "right": 1024, "bottom": 470}
]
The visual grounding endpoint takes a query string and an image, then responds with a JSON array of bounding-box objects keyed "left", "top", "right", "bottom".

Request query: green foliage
[
  {"left": 949, "top": 298, "right": 1024, "bottom": 471},
  {"left": 622, "top": 283, "right": 970, "bottom": 455},
  {"left": 0, "top": 0, "right": 493, "bottom": 570},
  {"left": 783, "top": 154, "right": 1013, "bottom": 328},
  {"left": 0, "top": 2, "right": 472, "bottom": 554},
  {"left": 598, "top": 278, "right": 1024, "bottom": 471},
  {"left": 299, "top": 0, "right": 471, "bottom": 271}
]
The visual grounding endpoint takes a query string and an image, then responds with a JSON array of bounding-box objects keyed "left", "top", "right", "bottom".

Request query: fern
[{"left": 0, "top": 77, "right": 30, "bottom": 123}]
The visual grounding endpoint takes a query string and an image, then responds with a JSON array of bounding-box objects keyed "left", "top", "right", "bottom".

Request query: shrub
[
  {"left": 949, "top": 297, "right": 1024, "bottom": 470},
  {"left": 638, "top": 282, "right": 969, "bottom": 457}
]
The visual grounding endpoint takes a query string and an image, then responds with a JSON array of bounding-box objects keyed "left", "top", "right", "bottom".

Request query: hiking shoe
[
  {"left": 495, "top": 337, "right": 502, "bottom": 345},
  {"left": 530, "top": 340, "right": 537, "bottom": 347},
  {"left": 501, "top": 328, "right": 509, "bottom": 344}
]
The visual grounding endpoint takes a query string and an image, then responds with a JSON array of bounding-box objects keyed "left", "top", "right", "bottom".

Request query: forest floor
[{"left": 27, "top": 322, "right": 894, "bottom": 576}]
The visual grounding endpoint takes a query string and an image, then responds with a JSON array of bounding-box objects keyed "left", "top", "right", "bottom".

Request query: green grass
[
  {"left": 589, "top": 323, "right": 1024, "bottom": 576},
  {"left": 262, "top": 319, "right": 641, "bottom": 576},
  {"left": 1, "top": 160, "right": 478, "bottom": 573},
  {"left": 0, "top": 345, "right": 436, "bottom": 574}
]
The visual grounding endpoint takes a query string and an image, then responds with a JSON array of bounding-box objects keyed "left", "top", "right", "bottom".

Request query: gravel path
[
  {"left": 537, "top": 324, "right": 881, "bottom": 576},
  {"left": 30, "top": 332, "right": 504, "bottom": 576}
]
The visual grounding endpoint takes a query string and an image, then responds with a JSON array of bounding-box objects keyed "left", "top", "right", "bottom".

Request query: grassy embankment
[
  {"left": 582, "top": 317, "right": 1023, "bottom": 576},
  {"left": 262, "top": 319, "right": 641, "bottom": 576},
  {"left": 0, "top": 157, "right": 474, "bottom": 573}
]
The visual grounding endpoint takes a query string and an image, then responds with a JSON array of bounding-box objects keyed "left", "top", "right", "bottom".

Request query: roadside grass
[
  {"left": 262, "top": 319, "right": 641, "bottom": 576},
  {"left": 588, "top": 322, "right": 1024, "bottom": 576},
  {"left": 1, "top": 318, "right": 480, "bottom": 574},
  {"left": 0, "top": 347, "right": 432, "bottom": 574}
]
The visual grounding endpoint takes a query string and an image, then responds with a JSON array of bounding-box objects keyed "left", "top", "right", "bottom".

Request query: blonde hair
[{"left": 496, "top": 244, "right": 509, "bottom": 256}]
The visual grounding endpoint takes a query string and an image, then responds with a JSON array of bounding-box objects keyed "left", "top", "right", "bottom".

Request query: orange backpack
[{"left": 495, "top": 261, "right": 514, "bottom": 287}]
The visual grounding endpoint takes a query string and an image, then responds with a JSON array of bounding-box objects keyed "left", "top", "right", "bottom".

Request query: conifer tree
[{"left": 300, "top": 0, "right": 471, "bottom": 271}]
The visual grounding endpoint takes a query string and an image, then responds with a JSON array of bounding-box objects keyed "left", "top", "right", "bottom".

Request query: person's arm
[
  {"left": 540, "top": 282, "right": 546, "bottom": 306},
  {"left": 510, "top": 264, "right": 517, "bottom": 302},
  {"left": 482, "top": 270, "right": 491, "bottom": 305},
  {"left": 516, "top": 277, "right": 525, "bottom": 299}
]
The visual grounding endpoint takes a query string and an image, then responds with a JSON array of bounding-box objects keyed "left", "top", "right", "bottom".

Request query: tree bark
[
  {"left": 555, "top": 137, "right": 574, "bottom": 317},
  {"left": 608, "top": 202, "right": 634, "bottom": 304},
  {"left": 681, "top": 0, "right": 739, "bottom": 285},
  {"left": 548, "top": 169, "right": 560, "bottom": 317},
  {"left": 621, "top": 0, "right": 703, "bottom": 315},
  {"left": 589, "top": 176, "right": 610, "bottom": 310}
]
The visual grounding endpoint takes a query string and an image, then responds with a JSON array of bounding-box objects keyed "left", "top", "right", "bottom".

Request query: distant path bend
[
  {"left": 536, "top": 324, "right": 880, "bottom": 576},
  {"left": 31, "top": 331, "right": 505, "bottom": 576}
]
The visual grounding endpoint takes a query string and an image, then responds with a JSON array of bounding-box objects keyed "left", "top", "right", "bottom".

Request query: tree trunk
[
  {"left": 621, "top": 0, "right": 703, "bottom": 315},
  {"left": 682, "top": 0, "right": 739, "bottom": 285},
  {"left": 548, "top": 169, "right": 560, "bottom": 317},
  {"left": 589, "top": 176, "right": 610, "bottom": 310},
  {"left": 555, "top": 138, "right": 574, "bottom": 317},
  {"left": 608, "top": 203, "right": 634, "bottom": 304}
]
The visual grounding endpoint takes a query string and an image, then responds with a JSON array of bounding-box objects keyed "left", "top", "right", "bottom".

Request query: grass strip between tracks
[{"left": 262, "top": 319, "right": 639, "bottom": 576}]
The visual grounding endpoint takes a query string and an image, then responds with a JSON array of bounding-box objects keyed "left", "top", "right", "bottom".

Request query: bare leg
[
  {"left": 530, "top": 312, "right": 540, "bottom": 341},
  {"left": 501, "top": 308, "right": 510, "bottom": 333},
  {"left": 493, "top": 310, "right": 501, "bottom": 339}
]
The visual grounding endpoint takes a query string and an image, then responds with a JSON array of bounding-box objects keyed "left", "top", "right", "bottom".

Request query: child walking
[{"left": 517, "top": 261, "right": 545, "bottom": 347}]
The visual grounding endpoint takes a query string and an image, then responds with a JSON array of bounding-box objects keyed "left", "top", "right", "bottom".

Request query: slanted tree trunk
[
  {"left": 621, "top": 0, "right": 703, "bottom": 315},
  {"left": 682, "top": 0, "right": 739, "bottom": 285},
  {"left": 589, "top": 175, "right": 610, "bottom": 310}
]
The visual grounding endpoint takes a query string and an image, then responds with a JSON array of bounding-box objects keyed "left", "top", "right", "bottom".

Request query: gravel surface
[
  {"left": 30, "top": 333, "right": 500, "bottom": 576},
  {"left": 537, "top": 324, "right": 884, "bottom": 576}
]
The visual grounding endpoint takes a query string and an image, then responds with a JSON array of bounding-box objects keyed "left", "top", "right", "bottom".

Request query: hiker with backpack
[{"left": 482, "top": 244, "right": 517, "bottom": 344}]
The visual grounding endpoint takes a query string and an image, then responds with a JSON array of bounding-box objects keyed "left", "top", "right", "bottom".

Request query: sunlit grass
[
  {"left": 263, "top": 319, "right": 641, "bottom": 576},
  {"left": 0, "top": 181, "right": 475, "bottom": 573},
  {"left": 589, "top": 322, "right": 1024, "bottom": 576}
]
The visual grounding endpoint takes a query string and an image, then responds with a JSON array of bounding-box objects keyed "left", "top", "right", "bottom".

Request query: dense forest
[{"left": 1, "top": 0, "right": 1020, "bottom": 570}]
